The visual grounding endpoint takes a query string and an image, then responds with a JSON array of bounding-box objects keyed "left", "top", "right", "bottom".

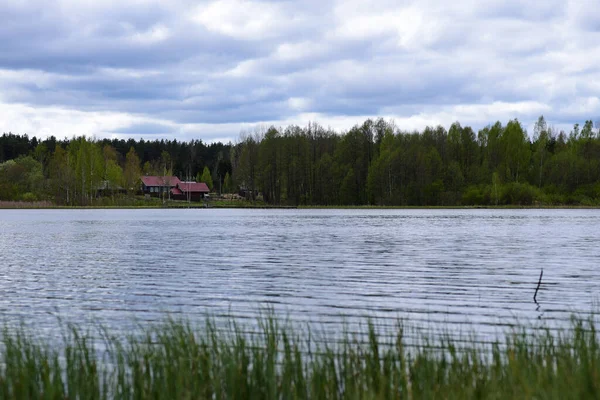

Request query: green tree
[
  {"left": 314, "top": 153, "right": 335, "bottom": 205},
  {"left": 500, "top": 119, "right": 531, "bottom": 183},
  {"left": 581, "top": 120, "right": 594, "bottom": 139},
  {"left": 33, "top": 142, "right": 49, "bottom": 175},
  {"left": 532, "top": 115, "right": 550, "bottom": 188},
  {"left": 367, "top": 130, "right": 399, "bottom": 205},
  {"left": 339, "top": 167, "right": 357, "bottom": 205},
  {"left": 223, "top": 172, "right": 232, "bottom": 194},
  {"left": 200, "top": 166, "right": 213, "bottom": 190},
  {"left": 0, "top": 160, "right": 19, "bottom": 200},
  {"left": 233, "top": 136, "right": 258, "bottom": 200},
  {"left": 105, "top": 160, "right": 124, "bottom": 195},
  {"left": 0, "top": 156, "right": 45, "bottom": 201},
  {"left": 124, "top": 147, "right": 141, "bottom": 196},
  {"left": 69, "top": 137, "right": 103, "bottom": 205},
  {"left": 258, "top": 127, "right": 281, "bottom": 203},
  {"left": 48, "top": 146, "right": 75, "bottom": 204}
]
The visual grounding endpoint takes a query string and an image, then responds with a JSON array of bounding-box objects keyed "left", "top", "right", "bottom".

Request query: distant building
[
  {"left": 141, "top": 176, "right": 210, "bottom": 201},
  {"left": 171, "top": 181, "right": 210, "bottom": 201},
  {"left": 141, "top": 176, "right": 181, "bottom": 195}
]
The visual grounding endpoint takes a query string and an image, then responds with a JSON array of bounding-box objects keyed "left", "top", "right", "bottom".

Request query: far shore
[{"left": 1, "top": 200, "right": 599, "bottom": 210}]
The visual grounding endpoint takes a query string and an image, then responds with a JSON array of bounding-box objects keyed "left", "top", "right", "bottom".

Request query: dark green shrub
[
  {"left": 462, "top": 185, "right": 491, "bottom": 205},
  {"left": 500, "top": 182, "right": 540, "bottom": 205}
]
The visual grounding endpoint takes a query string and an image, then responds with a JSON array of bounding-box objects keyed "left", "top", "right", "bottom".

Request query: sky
[{"left": 0, "top": 0, "right": 599, "bottom": 143}]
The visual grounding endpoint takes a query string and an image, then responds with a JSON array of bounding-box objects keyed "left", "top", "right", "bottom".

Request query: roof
[
  {"left": 177, "top": 181, "right": 210, "bottom": 193},
  {"left": 141, "top": 176, "right": 181, "bottom": 187},
  {"left": 171, "top": 187, "right": 183, "bottom": 195}
]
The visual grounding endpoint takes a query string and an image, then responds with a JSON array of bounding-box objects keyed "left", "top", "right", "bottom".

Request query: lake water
[{"left": 0, "top": 208, "right": 599, "bottom": 339}]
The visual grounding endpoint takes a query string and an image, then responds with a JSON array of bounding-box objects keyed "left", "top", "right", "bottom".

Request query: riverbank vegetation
[
  {"left": 2, "top": 116, "right": 600, "bottom": 206},
  {"left": 1, "top": 315, "right": 599, "bottom": 399}
]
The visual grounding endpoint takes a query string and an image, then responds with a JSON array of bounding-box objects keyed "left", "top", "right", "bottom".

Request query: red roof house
[
  {"left": 141, "top": 176, "right": 181, "bottom": 195},
  {"left": 171, "top": 181, "right": 210, "bottom": 201}
]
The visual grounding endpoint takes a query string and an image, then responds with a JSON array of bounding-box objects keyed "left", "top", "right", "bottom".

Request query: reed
[{"left": 0, "top": 316, "right": 598, "bottom": 399}]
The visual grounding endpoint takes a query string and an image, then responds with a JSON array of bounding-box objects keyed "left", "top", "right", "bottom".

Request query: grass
[
  {"left": 0, "top": 200, "right": 55, "bottom": 209},
  {"left": 0, "top": 197, "right": 280, "bottom": 209},
  {"left": 0, "top": 315, "right": 599, "bottom": 399},
  {"left": 298, "top": 204, "right": 600, "bottom": 210},
  {"left": 1, "top": 198, "right": 598, "bottom": 210}
]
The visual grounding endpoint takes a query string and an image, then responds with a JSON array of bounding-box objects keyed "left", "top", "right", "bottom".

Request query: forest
[{"left": 1, "top": 116, "right": 599, "bottom": 206}]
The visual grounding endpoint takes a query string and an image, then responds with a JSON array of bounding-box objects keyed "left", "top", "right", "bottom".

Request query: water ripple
[{"left": 0, "top": 208, "right": 599, "bottom": 338}]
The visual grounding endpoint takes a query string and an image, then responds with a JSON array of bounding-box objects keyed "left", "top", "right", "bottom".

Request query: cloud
[
  {"left": 192, "top": 0, "right": 288, "bottom": 40},
  {"left": 0, "top": 0, "right": 598, "bottom": 143},
  {"left": 111, "top": 122, "right": 177, "bottom": 136}
]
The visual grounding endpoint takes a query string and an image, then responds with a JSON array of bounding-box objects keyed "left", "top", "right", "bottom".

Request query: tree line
[
  {"left": 0, "top": 135, "right": 231, "bottom": 205},
  {"left": 1, "top": 116, "right": 600, "bottom": 206}
]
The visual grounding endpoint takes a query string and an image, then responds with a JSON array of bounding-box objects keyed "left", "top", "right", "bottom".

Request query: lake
[{"left": 0, "top": 208, "right": 599, "bottom": 339}]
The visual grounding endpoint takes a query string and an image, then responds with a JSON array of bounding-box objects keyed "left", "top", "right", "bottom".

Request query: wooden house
[
  {"left": 141, "top": 176, "right": 181, "bottom": 196},
  {"left": 171, "top": 181, "right": 210, "bottom": 201}
]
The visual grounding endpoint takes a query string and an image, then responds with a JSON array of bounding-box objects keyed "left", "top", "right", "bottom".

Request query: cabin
[
  {"left": 141, "top": 176, "right": 181, "bottom": 196},
  {"left": 141, "top": 176, "right": 210, "bottom": 201},
  {"left": 171, "top": 181, "right": 210, "bottom": 201}
]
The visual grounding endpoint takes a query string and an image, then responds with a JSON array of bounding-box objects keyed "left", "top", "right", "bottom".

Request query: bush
[
  {"left": 540, "top": 185, "right": 567, "bottom": 205},
  {"left": 461, "top": 185, "right": 491, "bottom": 205},
  {"left": 462, "top": 186, "right": 484, "bottom": 205},
  {"left": 573, "top": 184, "right": 600, "bottom": 205},
  {"left": 500, "top": 182, "right": 540, "bottom": 205},
  {"left": 20, "top": 192, "right": 38, "bottom": 202}
]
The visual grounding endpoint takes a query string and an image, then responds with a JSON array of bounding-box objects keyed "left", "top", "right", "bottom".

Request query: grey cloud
[
  {"left": 0, "top": 2, "right": 266, "bottom": 73},
  {"left": 112, "top": 122, "right": 177, "bottom": 136},
  {"left": 0, "top": 0, "right": 599, "bottom": 141}
]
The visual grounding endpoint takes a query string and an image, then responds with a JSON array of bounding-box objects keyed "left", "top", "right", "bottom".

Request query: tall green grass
[{"left": 0, "top": 316, "right": 599, "bottom": 399}]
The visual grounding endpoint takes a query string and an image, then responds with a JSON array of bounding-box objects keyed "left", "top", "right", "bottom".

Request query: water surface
[{"left": 0, "top": 208, "right": 598, "bottom": 338}]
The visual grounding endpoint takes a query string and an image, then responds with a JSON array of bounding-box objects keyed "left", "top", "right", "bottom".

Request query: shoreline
[{"left": 1, "top": 202, "right": 599, "bottom": 210}]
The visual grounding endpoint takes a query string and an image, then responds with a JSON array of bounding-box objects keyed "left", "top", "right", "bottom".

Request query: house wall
[
  {"left": 171, "top": 192, "right": 207, "bottom": 201},
  {"left": 143, "top": 185, "right": 171, "bottom": 194}
]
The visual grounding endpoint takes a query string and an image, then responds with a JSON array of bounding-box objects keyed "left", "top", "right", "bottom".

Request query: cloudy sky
[{"left": 1, "top": 0, "right": 598, "bottom": 143}]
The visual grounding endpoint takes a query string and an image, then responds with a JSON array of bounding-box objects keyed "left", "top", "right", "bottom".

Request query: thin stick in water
[{"left": 534, "top": 268, "right": 543, "bottom": 303}]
